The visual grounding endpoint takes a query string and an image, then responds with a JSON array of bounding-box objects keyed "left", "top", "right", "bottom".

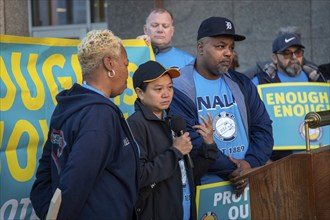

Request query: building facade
[{"left": 1, "top": 0, "right": 329, "bottom": 71}]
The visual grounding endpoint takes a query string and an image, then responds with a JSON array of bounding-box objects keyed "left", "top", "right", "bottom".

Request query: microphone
[
  {"left": 171, "top": 116, "right": 194, "bottom": 168},
  {"left": 305, "top": 110, "right": 330, "bottom": 128}
]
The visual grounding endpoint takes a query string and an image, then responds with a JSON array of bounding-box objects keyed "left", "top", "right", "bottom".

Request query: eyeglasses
[{"left": 277, "top": 49, "right": 304, "bottom": 59}]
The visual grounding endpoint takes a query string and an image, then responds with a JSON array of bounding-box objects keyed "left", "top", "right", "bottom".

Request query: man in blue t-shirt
[
  {"left": 252, "top": 32, "right": 326, "bottom": 161},
  {"left": 137, "top": 8, "right": 194, "bottom": 69},
  {"left": 171, "top": 16, "right": 274, "bottom": 196}
]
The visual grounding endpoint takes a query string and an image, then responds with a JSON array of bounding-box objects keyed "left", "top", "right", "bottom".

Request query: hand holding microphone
[
  {"left": 171, "top": 116, "right": 194, "bottom": 168},
  {"left": 173, "top": 133, "right": 192, "bottom": 155}
]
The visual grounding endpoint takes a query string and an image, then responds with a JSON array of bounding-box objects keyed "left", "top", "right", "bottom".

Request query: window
[
  {"left": 30, "top": 0, "right": 107, "bottom": 39},
  {"left": 91, "top": 0, "right": 107, "bottom": 23},
  {"left": 32, "top": 0, "right": 88, "bottom": 26}
]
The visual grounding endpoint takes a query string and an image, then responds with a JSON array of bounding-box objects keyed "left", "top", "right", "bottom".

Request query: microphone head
[{"left": 171, "top": 115, "right": 186, "bottom": 133}]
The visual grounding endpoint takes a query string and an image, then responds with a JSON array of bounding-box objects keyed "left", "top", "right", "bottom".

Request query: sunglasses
[{"left": 277, "top": 49, "right": 304, "bottom": 59}]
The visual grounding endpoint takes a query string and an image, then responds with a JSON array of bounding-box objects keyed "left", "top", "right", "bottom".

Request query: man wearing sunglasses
[
  {"left": 243, "top": 26, "right": 324, "bottom": 80},
  {"left": 251, "top": 32, "right": 326, "bottom": 161},
  {"left": 252, "top": 32, "right": 325, "bottom": 85}
]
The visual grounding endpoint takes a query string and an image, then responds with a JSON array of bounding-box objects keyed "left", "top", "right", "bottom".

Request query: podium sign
[{"left": 196, "top": 181, "right": 251, "bottom": 220}]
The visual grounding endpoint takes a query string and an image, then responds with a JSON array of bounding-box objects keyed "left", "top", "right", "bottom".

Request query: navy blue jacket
[
  {"left": 170, "top": 61, "right": 274, "bottom": 179},
  {"left": 30, "top": 83, "right": 139, "bottom": 220},
  {"left": 128, "top": 100, "right": 196, "bottom": 220}
]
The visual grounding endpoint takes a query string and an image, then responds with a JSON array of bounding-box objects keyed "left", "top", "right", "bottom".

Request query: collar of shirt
[
  {"left": 82, "top": 81, "right": 109, "bottom": 99},
  {"left": 152, "top": 44, "right": 172, "bottom": 55}
]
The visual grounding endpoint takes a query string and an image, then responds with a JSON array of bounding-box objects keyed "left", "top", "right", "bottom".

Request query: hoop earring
[{"left": 107, "top": 70, "right": 116, "bottom": 78}]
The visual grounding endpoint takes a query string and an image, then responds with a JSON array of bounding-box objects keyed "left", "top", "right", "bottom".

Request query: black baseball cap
[
  {"left": 133, "top": 60, "right": 180, "bottom": 88},
  {"left": 197, "top": 16, "right": 246, "bottom": 41},
  {"left": 272, "top": 33, "right": 305, "bottom": 53}
]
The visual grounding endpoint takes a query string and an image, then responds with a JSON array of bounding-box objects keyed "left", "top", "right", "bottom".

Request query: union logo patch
[{"left": 213, "top": 112, "right": 237, "bottom": 142}]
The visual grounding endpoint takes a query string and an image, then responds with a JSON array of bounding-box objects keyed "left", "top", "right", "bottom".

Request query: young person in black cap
[
  {"left": 170, "top": 17, "right": 274, "bottom": 196},
  {"left": 128, "top": 60, "right": 191, "bottom": 220},
  {"left": 128, "top": 60, "right": 217, "bottom": 220},
  {"left": 251, "top": 32, "right": 327, "bottom": 161}
]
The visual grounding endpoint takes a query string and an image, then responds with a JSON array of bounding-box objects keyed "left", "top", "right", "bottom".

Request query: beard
[
  {"left": 213, "top": 63, "right": 230, "bottom": 76},
  {"left": 285, "top": 63, "right": 302, "bottom": 77},
  {"left": 212, "top": 69, "right": 227, "bottom": 76},
  {"left": 278, "top": 59, "right": 302, "bottom": 77}
]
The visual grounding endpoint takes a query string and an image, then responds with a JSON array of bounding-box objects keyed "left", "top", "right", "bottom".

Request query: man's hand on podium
[{"left": 228, "top": 156, "right": 251, "bottom": 197}]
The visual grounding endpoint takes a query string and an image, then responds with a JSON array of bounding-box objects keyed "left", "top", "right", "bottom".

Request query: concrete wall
[
  {"left": 0, "top": 0, "right": 328, "bottom": 72},
  {"left": 107, "top": 0, "right": 330, "bottom": 72},
  {"left": 0, "top": 0, "right": 29, "bottom": 36},
  {"left": 0, "top": 0, "right": 4, "bottom": 34}
]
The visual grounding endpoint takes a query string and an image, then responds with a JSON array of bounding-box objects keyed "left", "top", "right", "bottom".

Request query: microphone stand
[
  {"left": 304, "top": 110, "right": 330, "bottom": 152},
  {"left": 304, "top": 119, "right": 312, "bottom": 152}
]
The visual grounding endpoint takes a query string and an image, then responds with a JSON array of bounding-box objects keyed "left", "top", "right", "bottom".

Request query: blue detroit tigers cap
[{"left": 197, "top": 17, "right": 246, "bottom": 41}]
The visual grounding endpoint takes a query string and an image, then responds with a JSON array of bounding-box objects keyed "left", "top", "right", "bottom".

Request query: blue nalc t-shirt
[
  {"left": 193, "top": 70, "right": 249, "bottom": 184},
  {"left": 156, "top": 47, "right": 194, "bottom": 69}
]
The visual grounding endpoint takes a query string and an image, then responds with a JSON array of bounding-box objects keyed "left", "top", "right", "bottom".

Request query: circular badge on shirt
[
  {"left": 201, "top": 211, "right": 218, "bottom": 220},
  {"left": 213, "top": 112, "right": 237, "bottom": 142}
]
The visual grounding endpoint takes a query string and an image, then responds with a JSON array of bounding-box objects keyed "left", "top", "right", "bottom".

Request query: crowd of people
[{"left": 30, "top": 7, "right": 329, "bottom": 220}]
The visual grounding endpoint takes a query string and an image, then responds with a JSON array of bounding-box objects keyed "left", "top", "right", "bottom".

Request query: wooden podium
[{"left": 240, "top": 146, "right": 330, "bottom": 220}]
